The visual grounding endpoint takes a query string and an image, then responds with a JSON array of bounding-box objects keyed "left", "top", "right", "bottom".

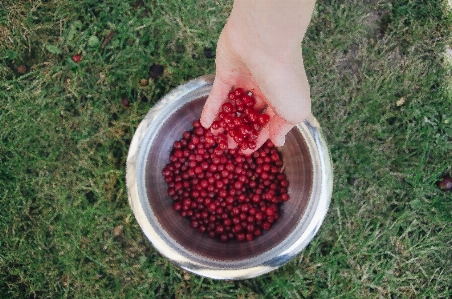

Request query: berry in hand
[{"left": 211, "top": 87, "right": 271, "bottom": 151}]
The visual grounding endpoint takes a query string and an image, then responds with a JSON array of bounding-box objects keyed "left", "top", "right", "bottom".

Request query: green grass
[{"left": 1, "top": 0, "right": 451, "bottom": 298}]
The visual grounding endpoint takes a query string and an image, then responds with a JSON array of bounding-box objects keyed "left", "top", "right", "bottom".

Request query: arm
[{"left": 200, "top": 0, "right": 316, "bottom": 153}]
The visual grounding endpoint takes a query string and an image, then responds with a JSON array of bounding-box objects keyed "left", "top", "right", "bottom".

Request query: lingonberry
[
  {"left": 72, "top": 54, "right": 81, "bottom": 63},
  {"left": 437, "top": 175, "right": 452, "bottom": 191},
  {"left": 121, "top": 97, "right": 130, "bottom": 107},
  {"left": 17, "top": 64, "right": 27, "bottom": 74},
  {"left": 234, "top": 88, "right": 245, "bottom": 97},
  {"left": 257, "top": 114, "right": 270, "bottom": 126},
  {"left": 242, "top": 94, "right": 256, "bottom": 107},
  {"left": 211, "top": 121, "right": 221, "bottom": 130},
  {"left": 220, "top": 234, "right": 229, "bottom": 242},
  {"left": 236, "top": 233, "right": 246, "bottom": 241},
  {"left": 246, "top": 233, "right": 254, "bottom": 241},
  {"left": 162, "top": 116, "right": 290, "bottom": 242},
  {"left": 222, "top": 102, "right": 234, "bottom": 113}
]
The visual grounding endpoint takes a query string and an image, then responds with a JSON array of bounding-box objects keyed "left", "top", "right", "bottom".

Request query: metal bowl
[{"left": 126, "top": 75, "right": 333, "bottom": 280}]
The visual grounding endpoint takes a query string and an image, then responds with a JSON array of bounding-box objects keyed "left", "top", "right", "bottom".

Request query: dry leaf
[
  {"left": 113, "top": 225, "right": 124, "bottom": 237},
  {"left": 396, "top": 97, "right": 405, "bottom": 107}
]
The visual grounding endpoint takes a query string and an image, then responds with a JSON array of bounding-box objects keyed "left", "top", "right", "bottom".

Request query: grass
[{"left": 1, "top": 0, "right": 451, "bottom": 298}]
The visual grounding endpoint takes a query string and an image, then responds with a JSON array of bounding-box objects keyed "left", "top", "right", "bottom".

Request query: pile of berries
[
  {"left": 211, "top": 87, "right": 270, "bottom": 151},
  {"left": 162, "top": 119, "right": 290, "bottom": 242}
]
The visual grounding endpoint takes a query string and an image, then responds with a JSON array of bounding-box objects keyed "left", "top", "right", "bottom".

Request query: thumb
[
  {"left": 200, "top": 77, "right": 230, "bottom": 129},
  {"left": 267, "top": 114, "right": 294, "bottom": 147}
]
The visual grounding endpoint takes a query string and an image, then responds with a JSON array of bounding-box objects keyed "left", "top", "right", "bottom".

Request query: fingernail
[
  {"left": 273, "top": 135, "right": 285, "bottom": 147},
  {"left": 200, "top": 117, "right": 211, "bottom": 129}
]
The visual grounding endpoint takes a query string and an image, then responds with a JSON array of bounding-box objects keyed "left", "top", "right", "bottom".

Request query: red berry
[
  {"left": 247, "top": 110, "right": 259, "bottom": 123},
  {"left": 121, "top": 97, "right": 130, "bottom": 107},
  {"left": 246, "top": 233, "right": 254, "bottom": 241},
  {"left": 234, "top": 88, "right": 245, "bottom": 97},
  {"left": 232, "top": 131, "right": 244, "bottom": 144},
  {"left": 223, "top": 113, "right": 234, "bottom": 124},
  {"left": 236, "top": 233, "right": 245, "bottom": 241},
  {"left": 239, "top": 125, "right": 253, "bottom": 136},
  {"left": 248, "top": 141, "right": 257, "bottom": 150},
  {"left": 215, "top": 225, "right": 224, "bottom": 235},
  {"left": 208, "top": 203, "right": 217, "bottom": 211},
  {"left": 173, "top": 202, "right": 182, "bottom": 211},
  {"left": 252, "top": 123, "right": 262, "bottom": 132},
  {"left": 242, "top": 94, "right": 255, "bottom": 107},
  {"left": 191, "top": 221, "right": 199, "bottom": 228},
  {"left": 17, "top": 65, "right": 27, "bottom": 74},
  {"left": 234, "top": 98, "right": 244, "bottom": 108},
  {"left": 437, "top": 175, "right": 452, "bottom": 191},
  {"left": 249, "top": 132, "right": 258, "bottom": 141},
  {"left": 262, "top": 222, "right": 272, "bottom": 230},
  {"left": 222, "top": 102, "right": 234, "bottom": 113},
  {"left": 72, "top": 54, "right": 81, "bottom": 63},
  {"left": 257, "top": 114, "right": 270, "bottom": 126},
  {"left": 211, "top": 121, "right": 221, "bottom": 130}
]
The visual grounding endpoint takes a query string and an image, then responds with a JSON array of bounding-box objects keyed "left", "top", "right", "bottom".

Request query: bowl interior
[{"left": 144, "top": 96, "right": 313, "bottom": 262}]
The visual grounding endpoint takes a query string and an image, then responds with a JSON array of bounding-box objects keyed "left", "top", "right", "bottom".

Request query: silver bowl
[{"left": 126, "top": 75, "right": 333, "bottom": 280}]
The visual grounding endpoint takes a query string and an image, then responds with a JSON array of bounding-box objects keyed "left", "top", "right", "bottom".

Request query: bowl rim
[{"left": 126, "top": 75, "right": 333, "bottom": 280}]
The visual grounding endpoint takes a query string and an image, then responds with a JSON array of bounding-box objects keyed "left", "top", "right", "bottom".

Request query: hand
[{"left": 200, "top": 0, "right": 314, "bottom": 154}]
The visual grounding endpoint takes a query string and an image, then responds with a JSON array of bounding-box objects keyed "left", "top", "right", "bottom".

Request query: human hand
[{"left": 200, "top": 0, "right": 315, "bottom": 154}]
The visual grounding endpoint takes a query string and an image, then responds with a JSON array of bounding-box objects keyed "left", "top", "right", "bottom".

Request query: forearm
[{"left": 227, "top": 0, "right": 316, "bottom": 61}]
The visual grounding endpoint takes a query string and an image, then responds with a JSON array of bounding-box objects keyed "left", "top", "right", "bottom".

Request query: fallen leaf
[
  {"left": 101, "top": 30, "right": 116, "bottom": 49},
  {"left": 396, "top": 97, "right": 405, "bottom": 107},
  {"left": 183, "top": 271, "right": 190, "bottom": 281},
  {"left": 113, "top": 225, "right": 124, "bottom": 237}
]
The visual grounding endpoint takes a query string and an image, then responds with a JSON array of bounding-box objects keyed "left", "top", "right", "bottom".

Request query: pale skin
[{"left": 200, "top": 0, "right": 316, "bottom": 154}]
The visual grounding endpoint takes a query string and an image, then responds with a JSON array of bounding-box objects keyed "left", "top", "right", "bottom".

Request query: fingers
[
  {"left": 227, "top": 135, "right": 238, "bottom": 149},
  {"left": 239, "top": 109, "right": 294, "bottom": 155},
  {"left": 211, "top": 127, "right": 224, "bottom": 135},
  {"left": 241, "top": 107, "right": 273, "bottom": 154},
  {"left": 203, "top": 89, "right": 295, "bottom": 154},
  {"left": 200, "top": 77, "right": 231, "bottom": 129},
  {"left": 268, "top": 114, "right": 294, "bottom": 147},
  {"left": 250, "top": 89, "right": 267, "bottom": 112}
]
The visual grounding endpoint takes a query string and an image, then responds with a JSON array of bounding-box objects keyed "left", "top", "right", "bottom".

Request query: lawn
[{"left": 1, "top": 0, "right": 451, "bottom": 298}]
